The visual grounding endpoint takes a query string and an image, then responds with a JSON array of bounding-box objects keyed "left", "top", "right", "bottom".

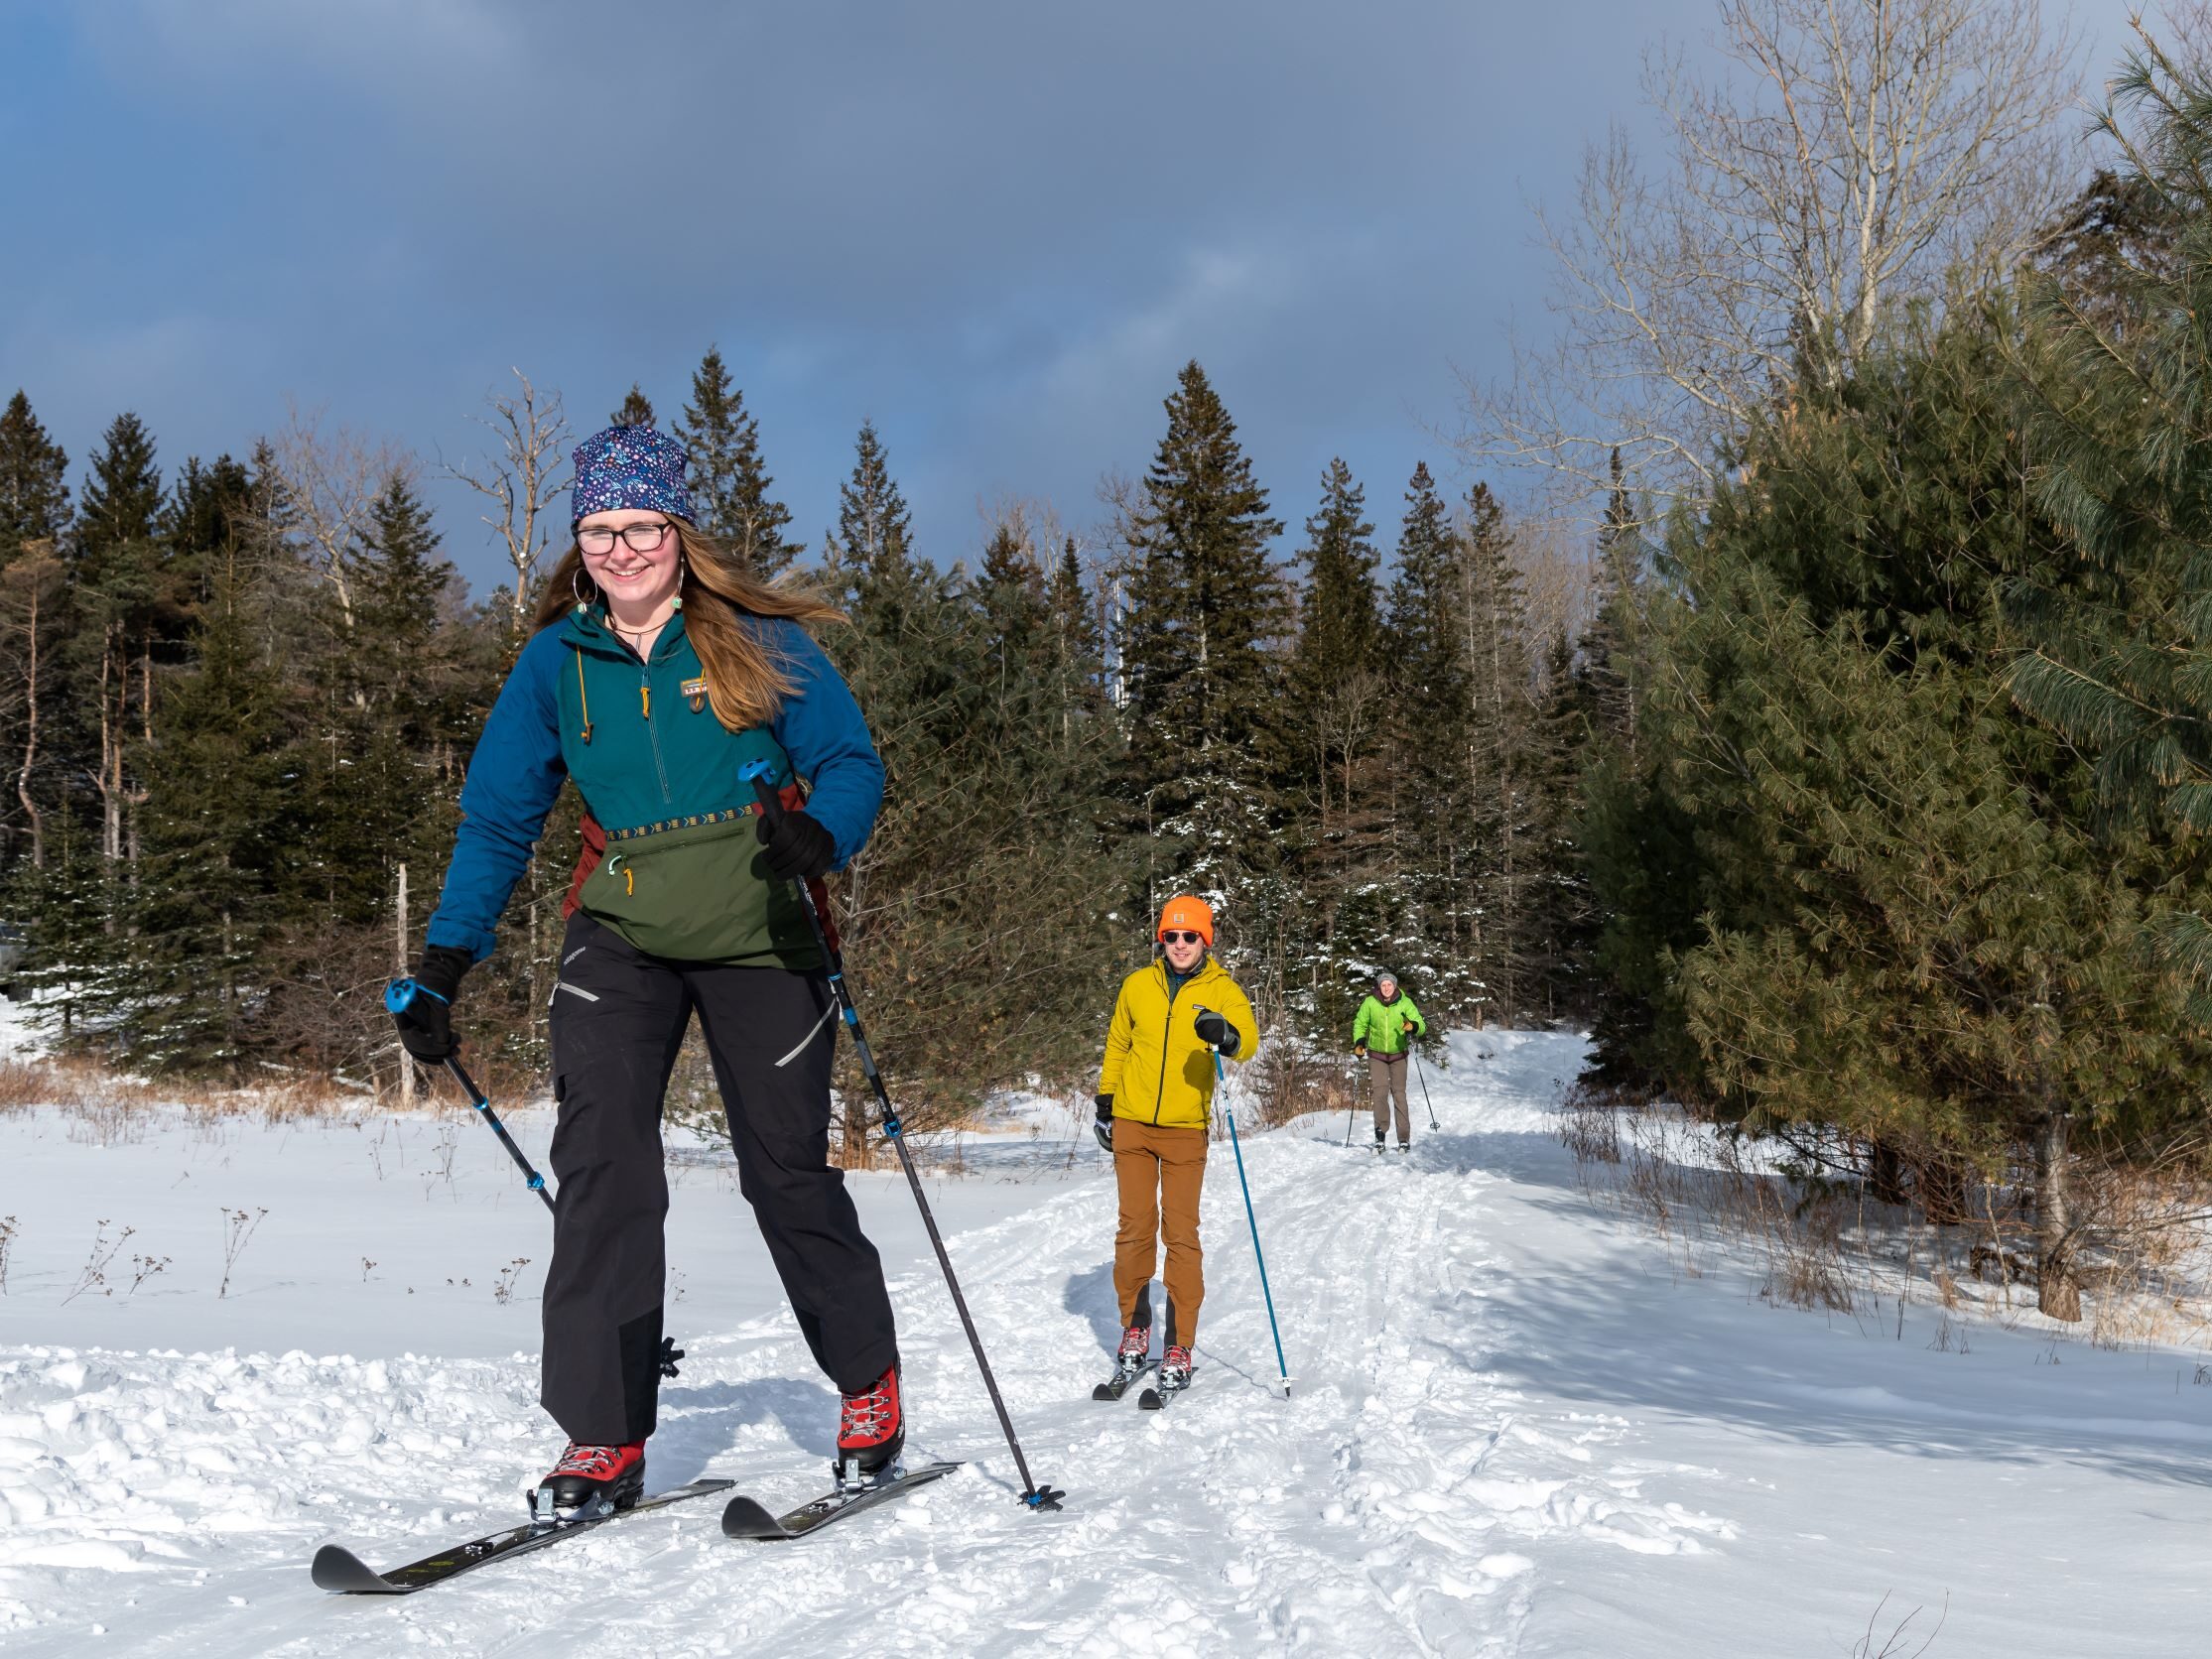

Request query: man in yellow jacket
[{"left": 1093, "top": 894, "right": 1258, "bottom": 1395}]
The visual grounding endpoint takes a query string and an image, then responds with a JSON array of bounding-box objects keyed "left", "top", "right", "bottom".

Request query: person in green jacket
[{"left": 1352, "top": 971, "right": 1426, "bottom": 1152}]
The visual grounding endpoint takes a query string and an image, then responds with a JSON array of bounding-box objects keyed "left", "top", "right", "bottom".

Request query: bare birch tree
[
  {"left": 0, "top": 543, "right": 64, "bottom": 868},
  {"left": 269, "top": 405, "right": 410, "bottom": 633},
  {"left": 1466, "top": 0, "right": 2082, "bottom": 514},
  {"left": 448, "top": 369, "right": 571, "bottom": 630}
]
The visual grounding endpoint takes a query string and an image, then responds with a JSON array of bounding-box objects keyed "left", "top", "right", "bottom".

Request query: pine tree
[
  {"left": 1459, "top": 482, "right": 1538, "bottom": 1022},
  {"left": 825, "top": 420, "right": 916, "bottom": 601},
  {"left": 163, "top": 455, "right": 252, "bottom": 615},
  {"left": 1382, "top": 461, "right": 1479, "bottom": 1014},
  {"left": 127, "top": 550, "right": 289, "bottom": 1071},
  {"left": 1046, "top": 536, "right": 1107, "bottom": 735},
  {"left": 1577, "top": 447, "right": 1644, "bottom": 759},
  {"left": 1119, "top": 361, "right": 1288, "bottom": 920},
  {"left": 675, "top": 346, "right": 801, "bottom": 576},
  {"left": 2011, "top": 44, "right": 2212, "bottom": 1007},
  {"left": 1523, "top": 624, "right": 1598, "bottom": 1022},
  {"left": 1604, "top": 304, "right": 2212, "bottom": 1320},
  {"left": 610, "top": 384, "right": 656, "bottom": 428},
  {"left": 977, "top": 519, "right": 1046, "bottom": 693},
  {"left": 0, "top": 391, "right": 69, "bottom": 561},
  {"left": 6, "top": 803, "right": 119, "bottom": 1044},
  {"left": 71, "top": 413, "right": 166, "bottom": 867},
  {"left": 1288, "top": 457, "right": 1384, "bottom": 845}
]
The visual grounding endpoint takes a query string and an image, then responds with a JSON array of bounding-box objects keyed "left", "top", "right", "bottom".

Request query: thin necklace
[{"left": 607, "top": 609, "right": 672, "bottom": 645}]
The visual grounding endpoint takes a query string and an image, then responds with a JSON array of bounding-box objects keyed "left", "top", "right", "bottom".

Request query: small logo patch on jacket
[{"left": 682, "top": 676, "right": 709, "bottom": 712}]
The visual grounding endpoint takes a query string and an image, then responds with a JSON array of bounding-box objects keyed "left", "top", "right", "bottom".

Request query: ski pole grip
[
  {"left": 738, "top": 757, "right": 786, "bottom": 825},
  {"left": 384, "top": 977, "right": 441, "bottom": 1014}
]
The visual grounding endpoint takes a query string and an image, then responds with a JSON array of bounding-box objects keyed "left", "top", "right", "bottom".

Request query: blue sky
[{"left": 0, "top": 0, "right": 2147, "bottom": 598}]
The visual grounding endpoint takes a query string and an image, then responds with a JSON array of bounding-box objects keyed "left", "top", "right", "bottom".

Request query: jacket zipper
[
  {"left": 1151, "top": 961, "right": 1191, "bottom": 1126},
  {"left": 640, "top": 658, "right": 673, "bottom": 804}
]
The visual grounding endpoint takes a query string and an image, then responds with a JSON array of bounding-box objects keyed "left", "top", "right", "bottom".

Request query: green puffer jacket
[{"left": 1353, "top": 991, "right": 1426, "bottom": 1055}]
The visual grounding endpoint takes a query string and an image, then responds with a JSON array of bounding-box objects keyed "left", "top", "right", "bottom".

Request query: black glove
[
  {"left": 1193, "top": 1008, "right": 1239, "bottom": 1056},
  {"left": 392, "top": 945, "right": 471, "bottom": 1063},
  {"left": 1094, "top": 1094, "right": 1114, "bottom": 1153},
  {"left": 755, "top": 807, "right": 837, "bottom": 881},
  {"left": 1354, "top": 1041, "right": 1368, "bottom": 1060}
]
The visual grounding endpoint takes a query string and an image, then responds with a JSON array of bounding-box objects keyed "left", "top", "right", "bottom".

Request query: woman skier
[
  {"left": 393, "top": 423, "right": 903, "bottom": 1516},
  {"left": 1092, "top": 895, "right": 1258, "bottom": 1396},
  {"left": 1352, "top": 970, "right": 1426, "bottom": 1152}
]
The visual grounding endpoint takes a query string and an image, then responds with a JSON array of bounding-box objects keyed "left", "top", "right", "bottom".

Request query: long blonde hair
[{"left": 535, "top": 521, "right": 846, "bottom": 731}]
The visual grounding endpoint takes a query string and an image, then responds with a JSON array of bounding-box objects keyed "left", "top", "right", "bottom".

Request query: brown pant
[
  {"left": 1112, "top": 1118, "right": 1209, "bottom": 1347},
  {"left": 1369, "top": 1052, "right": 1410, "bottom": 1143}
]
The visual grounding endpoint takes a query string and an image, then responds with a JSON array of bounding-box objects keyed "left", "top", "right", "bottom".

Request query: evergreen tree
[
  {"left": 126, "top": 551, "right": 289, "bottom": 1071},
  {"left": 163, "top": 455, "right": 252, "bottom": 615},
  {"left": 1288, "top": 457, "right": 1384, "bottom": 845},
  {"left": 610, "top": 384, "right": 656, "bottom": 428},
  {"left": 1382, "top": 462, "right": 1478, "bottom": 1014},
  {"left": 977, "top": 519, "right": 1046, "bottom": 692},
  {"left": 1119, "top": 361, "right": 1288, "bottom": 920},
  {"left": 1458, "top": 482, "right": 1539, "bottom": 1024},
  {"left": 1045, "top": 536, "right": 1108, "bottom": 734},
  {"left": 824, "top": 420, "right": 916, "bottom": 601},
  {"left": 1523, "top": 625, "right": 1599, "bottom": 1021},
  {"left": 71, "top": 413, "right": 166, "bottom": 866},
  {"left": 675, "top": 346, "right": 801, "bottom": 576},
  {"left": 6, "top": 803, "right": 119, "bottom": 1042},
  {"left": 0, "top": 391, "right": 69, "bottom": 560},
  {"left": 1597, "top": 304, "right": 2212, "bottom": 1279},
  {"left": 1576, "top": 447, "right": 1644, "bottom": 760},
  {"left": 2012, "top": 43, "right": 2212, "bottom": 1007}
]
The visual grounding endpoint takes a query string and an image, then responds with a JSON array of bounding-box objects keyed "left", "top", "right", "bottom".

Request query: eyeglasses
[
  {"left": 579, "top": 521, "right": 675, "bottom": 555},
  {"left": 1160, "top": 931, "right": 1205, "bottom": 946}
]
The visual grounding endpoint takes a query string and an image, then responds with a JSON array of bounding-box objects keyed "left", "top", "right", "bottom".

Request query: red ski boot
[
  {"left": 532, "top": 1441, "right": 644, "bottom": 1519},
  {"left": 1158, "top": 1344, "right": 1194, "bottom": 1394},
  {"left": 1116, "top": 1323, "right": 1150, "bottom": 1370},
  {"left": 837, "top": 1363, "right": 905, "bottom": 1482}
]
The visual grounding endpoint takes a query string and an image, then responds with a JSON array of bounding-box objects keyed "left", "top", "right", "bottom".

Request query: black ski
[
  {"left": 721, "top": 1461, "right": 961, "bottom": 1542},
  {"left": 1092, "top": 1358, "right": 1156, "bottom": 1401},
  {"left": 1137, "top": 1375, "right": 1191, "bottom": 1411},
  {"left": 312, "top": 1477, "right": 733, "bottom": 1595}
]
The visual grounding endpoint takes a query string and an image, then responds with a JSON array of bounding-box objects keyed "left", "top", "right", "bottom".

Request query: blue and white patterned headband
[{"left": 572, "top": 423, "right": 694, "bottom": 527}]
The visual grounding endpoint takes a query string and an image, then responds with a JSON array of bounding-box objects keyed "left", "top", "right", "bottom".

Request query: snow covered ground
[{"left": 2, "top": 1023, "right": 2209, "bottom": 1656}]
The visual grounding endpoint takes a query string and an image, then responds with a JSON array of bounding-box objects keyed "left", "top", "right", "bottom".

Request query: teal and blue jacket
[{"left": 425, "top": 605, "right": 883, "bottom": 962}]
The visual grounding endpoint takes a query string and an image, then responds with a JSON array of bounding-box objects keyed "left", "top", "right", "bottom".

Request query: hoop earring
[{"left": 572, "top": 566, "right": 598, "bottom": 612}]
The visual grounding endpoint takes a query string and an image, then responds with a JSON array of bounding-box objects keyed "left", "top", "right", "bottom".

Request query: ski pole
[
  {"left": 384, "top": 980, "right": 555, "bottom": 1214},
  {"left": 740, "top": 761, "right": 1064, "bottom": 1513},
  {"left": 1410, "top": 1041, "right": 1440, "bottom": 1132},
  {"left": 1212, "top": 1044, "right": 1292, "bottom": 1396}
]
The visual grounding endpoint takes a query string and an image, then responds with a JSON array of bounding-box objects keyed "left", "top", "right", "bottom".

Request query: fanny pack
[{"left": 575, "top": 811, "right": 823, "bottom": 967}]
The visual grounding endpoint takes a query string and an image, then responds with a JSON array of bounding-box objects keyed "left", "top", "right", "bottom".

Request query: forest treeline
[
  {"left": 0, "top": 346, "right": 1609, "bottom": 1125},
  {"left": 4, "top": 7, "right": 2212, "bottom": 1324}
]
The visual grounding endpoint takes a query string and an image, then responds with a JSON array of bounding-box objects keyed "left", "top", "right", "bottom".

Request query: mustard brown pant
[
  {"left": 1369, "top": 1051, "right": 1411, "bottom": 1143},
  {"left": 1112, "top": 1118, "right": 1209, "bottom": 1348}
]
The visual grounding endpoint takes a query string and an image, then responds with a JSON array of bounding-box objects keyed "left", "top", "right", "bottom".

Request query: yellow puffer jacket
[{"left": 1097, "top": 956, "right": 1259, "bottom": 1129}]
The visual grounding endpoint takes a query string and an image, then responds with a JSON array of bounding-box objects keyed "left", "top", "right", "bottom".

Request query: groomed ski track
[{"left": 6, "top": 1028, "right": 2211, "bottom": 1655}]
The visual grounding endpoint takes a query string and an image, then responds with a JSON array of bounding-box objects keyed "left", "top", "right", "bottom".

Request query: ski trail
[{"left": 2, "top": 1032, "right": 1734, "bottom": 1655}]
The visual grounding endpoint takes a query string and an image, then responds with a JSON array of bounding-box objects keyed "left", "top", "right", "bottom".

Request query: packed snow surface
[{"left": 2, "top": 1026, "right": 2209, "bottom": 1655}]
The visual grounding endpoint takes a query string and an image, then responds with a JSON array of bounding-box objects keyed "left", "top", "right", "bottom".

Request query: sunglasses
[{"left": 1160, "top": 931, "right": 1206, "bottom": 946}]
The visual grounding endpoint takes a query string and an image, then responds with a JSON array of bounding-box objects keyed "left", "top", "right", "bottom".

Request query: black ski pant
[{"left": 540, "top": 912, "right": 898, "bottom": 1445}]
